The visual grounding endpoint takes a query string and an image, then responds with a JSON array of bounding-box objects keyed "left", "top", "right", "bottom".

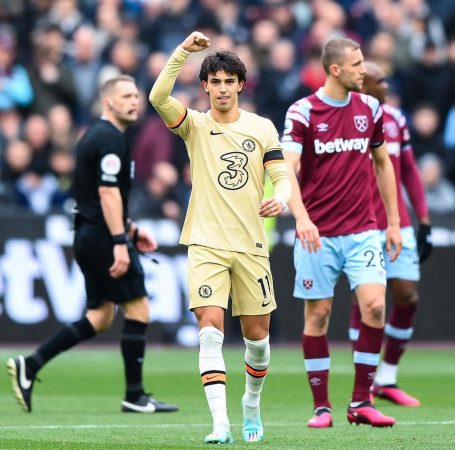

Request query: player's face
[
  {"left": 108, "top": 80, "right": 140, "bottom": 125},
  {"left": 203, "top": 71, "right": 244, "bottom": 113},
  {"left": 365, "top": 70, "right": 389, "bottom": 104},
  {"left": 337, "top": 48, "right": 366, "bottom": 92}
]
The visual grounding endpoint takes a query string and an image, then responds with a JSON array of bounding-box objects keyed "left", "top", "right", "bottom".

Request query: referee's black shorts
[{"left": 73, "top": 223, "right": 147, "bottom": 309}]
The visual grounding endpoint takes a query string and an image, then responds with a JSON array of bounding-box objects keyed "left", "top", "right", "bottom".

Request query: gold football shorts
[{"left": 188, "top": 245, "right": 277, "bottom": 316}]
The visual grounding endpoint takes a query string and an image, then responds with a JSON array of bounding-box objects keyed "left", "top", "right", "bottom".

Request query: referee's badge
[{"left": 101, "top": 153, "right": 121, "bottom": 175}]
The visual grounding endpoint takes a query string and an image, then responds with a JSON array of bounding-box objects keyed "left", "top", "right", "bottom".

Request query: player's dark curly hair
[{"left": 199, "top": 50, "right": 247, "bottom": 84}]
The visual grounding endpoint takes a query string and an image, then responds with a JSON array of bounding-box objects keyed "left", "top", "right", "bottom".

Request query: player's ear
[
  {"left": 238, "top": 80, "right": 245, "bottom": 93},
  {"left": 329, "top": 63, "right": 341, "bottom": 77},
  {"left": 201, "top": 81, "right": 208, "bottom": 94}
]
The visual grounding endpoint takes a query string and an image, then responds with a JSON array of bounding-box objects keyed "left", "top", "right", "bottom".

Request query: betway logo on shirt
[{"left": 314, "top": 138, "right": 369, "bottom": 154}]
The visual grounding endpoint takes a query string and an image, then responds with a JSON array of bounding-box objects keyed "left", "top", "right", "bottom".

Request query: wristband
[{"left": 112, "top": 233, "right": 128, "bottom": 245}]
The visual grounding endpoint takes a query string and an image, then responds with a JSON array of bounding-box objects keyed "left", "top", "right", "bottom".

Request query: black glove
[{"left": 417, "top": 224, "right": 433, "bottom": 264}]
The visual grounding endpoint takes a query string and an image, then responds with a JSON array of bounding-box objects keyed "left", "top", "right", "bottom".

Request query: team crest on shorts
[
  {"left": 354, "top": 115, "right": 368, "bottom": 132},
  {"left": 198, "top": 285, "right": 212, "bottom": 298},
  {"left": 303, "top": 279, "right": 313, "bottom": 290},
  {"left": 242, "top": 139, "right": 256, "bottom": 152}
]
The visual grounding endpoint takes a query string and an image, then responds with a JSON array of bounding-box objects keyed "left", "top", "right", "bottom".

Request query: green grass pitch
[{"left": 0, "top": 345, "right": 454, "bottom": 449}]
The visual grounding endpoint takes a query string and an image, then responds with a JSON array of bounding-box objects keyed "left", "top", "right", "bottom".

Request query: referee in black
[{"left": 7, "top": 75, "right": 178, "bottom": 414}]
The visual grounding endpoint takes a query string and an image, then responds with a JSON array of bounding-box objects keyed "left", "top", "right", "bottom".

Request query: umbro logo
[
  {"left": 210, "top": 130, "right": 223, "bottom": 135},
  {"left": 317, "top": 123, "right": 328, "bottom": 132}
]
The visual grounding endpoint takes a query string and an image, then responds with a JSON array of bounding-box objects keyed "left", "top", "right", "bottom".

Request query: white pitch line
[{"left": 0, "top": 420, "right": 454, "bottom": 431}]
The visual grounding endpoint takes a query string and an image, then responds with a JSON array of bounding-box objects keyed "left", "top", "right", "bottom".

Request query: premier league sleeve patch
[{"left": 100, "top": 153, "right": 121, "bottom": 182}]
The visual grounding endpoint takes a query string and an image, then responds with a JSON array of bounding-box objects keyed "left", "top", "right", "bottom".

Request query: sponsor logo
[
  {"left": 198, "top": 285, "right": 212, "bottom": 298},
  {"left": 0, "top": 235, "right": 185, "bottom": 327},
  {"left": 100, "top": 153, "right": 121, "bottom": 175},
  {"left": 206, "top": 375, "right": 218, "bottom": 380},
  {"left": 310, "top": 377, "right": 321, "bottom": 386},
  {"left": 354, "top": 115, "right": 368, "bottom": 132},
  {"left": 218, "top": 152, "right": 248, "bottom": 190},
  {"left": 210, "top": 130, "right": 223, "bottom": 135},
  {"left": 317, "top": 123, "right": 328, "bottom": 132},
  {"left": 242, "top": 139, "right": 256, "bottom": 152},
  {"left": 303, "top": 279, "right": 313, "bottom": 289},
  {"left": 314, "top": 138, "right": 369, "bottom": 154},
  {"left": 262, "top": 298, "right": 271, "bottom": 307}
]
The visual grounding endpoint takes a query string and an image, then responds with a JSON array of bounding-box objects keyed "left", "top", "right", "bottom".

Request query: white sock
[
  {"left": 243, "top": 335, "right": 270, "bottom": 421},
  {"left": 374, "top": 361, "right": 398, "bottom": 386},
  {"left": 199, "top": 326, "right": 230, "bottom": 433}
]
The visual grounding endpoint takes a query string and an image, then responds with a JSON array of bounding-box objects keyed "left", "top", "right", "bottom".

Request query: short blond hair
[
  {"left": 100, "top": 75, "right": 136, "bottom": 98},
  {"left": 321, "top": 38, "right": 361, "bottom": 74}
]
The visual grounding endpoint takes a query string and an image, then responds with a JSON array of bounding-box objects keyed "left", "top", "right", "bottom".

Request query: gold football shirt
[{"left": 150, "top": 47, "right": 289, "bottom": 256}]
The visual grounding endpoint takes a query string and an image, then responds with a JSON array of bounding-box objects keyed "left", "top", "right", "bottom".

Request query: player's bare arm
[
  {"left": 99, "top": 185, "right": 130, "bottom": 278},
  {"left": 371, "top": 143, "right": 402, "bottom": 261},
  {"left": 284, "top": 151, "right": 321, "bottom": 253}
]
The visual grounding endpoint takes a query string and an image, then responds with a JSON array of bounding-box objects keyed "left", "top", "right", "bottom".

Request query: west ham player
[
  {"left": 349, "top": 61, "right": 432, "bottom": 407},
  {"left": 150, "top": 31, "right": 291, "bottom": 444},
  {"left": 282, "top": 38, "right": 402, "bottom": 428}
]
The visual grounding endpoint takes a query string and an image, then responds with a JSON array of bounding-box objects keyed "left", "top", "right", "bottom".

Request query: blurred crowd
[{"left": 1, "top": 0, "right": 455, "bottom": 218}]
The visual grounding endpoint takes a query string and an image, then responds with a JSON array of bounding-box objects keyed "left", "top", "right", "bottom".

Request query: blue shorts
[
  {"left": 293, "top": 229, "right": 386, "bottom": 300},
  {"left": 380, "top": 226, "right": 419, "bottom": 281}
]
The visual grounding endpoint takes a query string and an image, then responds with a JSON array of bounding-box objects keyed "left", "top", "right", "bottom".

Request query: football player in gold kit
[{"left": 150, "top": 31, "right": 291, "bottom": 444}]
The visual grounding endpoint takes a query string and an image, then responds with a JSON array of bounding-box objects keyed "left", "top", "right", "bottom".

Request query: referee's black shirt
[{"left": 74, "top": 119, "right": 132, "bottom": 227}]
